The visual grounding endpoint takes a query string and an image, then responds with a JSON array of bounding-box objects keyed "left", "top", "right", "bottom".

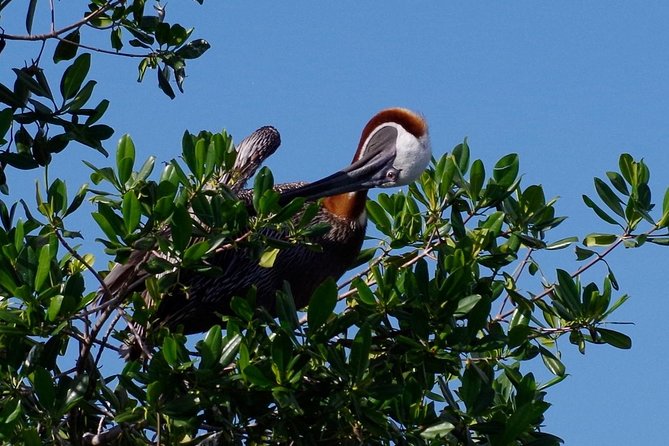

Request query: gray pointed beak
[{"left": 278, "top": 140, "right": 397, "bottom": 204}]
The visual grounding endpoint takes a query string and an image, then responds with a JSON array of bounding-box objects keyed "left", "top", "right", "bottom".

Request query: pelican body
[{"left": 104, "top": 108, "right": 430, "bottom": 339}]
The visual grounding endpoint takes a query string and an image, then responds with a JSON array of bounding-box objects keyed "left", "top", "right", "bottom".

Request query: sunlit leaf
[
  {"left": 60, "top": 53, "right": 91, "bottom": 100},
  {"left": 597, "top": 328, "right": 632, "bottom": 349},
  {"left": 539, "top": 346, "right": 565, "bottom": 376}
]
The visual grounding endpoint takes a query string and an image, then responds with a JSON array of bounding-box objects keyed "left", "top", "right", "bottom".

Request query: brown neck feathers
[{"left": 323, "top": 191, "right": 368, "bottom": 221}]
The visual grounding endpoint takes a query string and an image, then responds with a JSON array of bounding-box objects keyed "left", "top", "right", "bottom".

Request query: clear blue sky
[{"left": 3, "top": 2, "right": 669, "bottom": 444}]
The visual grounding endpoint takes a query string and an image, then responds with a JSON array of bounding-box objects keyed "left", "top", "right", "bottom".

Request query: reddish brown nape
[
  {"left": 352, "top": 108, "right": 427, "bottom": 162},
  {"left": 323, "top": 191, "right": 368, "bottom": 220}
]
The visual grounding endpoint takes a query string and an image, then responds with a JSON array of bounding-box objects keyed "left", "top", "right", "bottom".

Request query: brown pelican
[{"left": 102, "top": 108, "right": 431, "bottom": 343}]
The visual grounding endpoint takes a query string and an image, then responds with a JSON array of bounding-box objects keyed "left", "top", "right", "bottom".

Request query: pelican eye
[{"left": 386, "top": 168, "right": 400, "bottom": 183}]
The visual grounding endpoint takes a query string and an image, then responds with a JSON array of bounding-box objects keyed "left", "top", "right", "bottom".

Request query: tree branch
[
  {"left": 0, "top": 1, "right": 122, "bottom": 41},
  {"left": 494, "top": 226, "right": 660, "bottom": 322}
]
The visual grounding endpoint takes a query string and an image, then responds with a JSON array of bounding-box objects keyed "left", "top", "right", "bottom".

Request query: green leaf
[
  {"left": 155, "top": 22, "right": 170, "bottom": 46},
  {"left": 92, "top": 213, "right": 118, "bottom": 242},
  {"left": 157, "top": 65, "right": 175, "bottom": 99},
  {"left": 230, "top": 296, "right": 254, "bottom": 321},
  {"left": 13, "top": 68, "right": 50, "bottom": 99},
  {"left": 454, "top": 294, "right": 482, "bottom": 317},
  {"left": 122, "top": 190, "right": 141, "bottom": 234},
  {"left": 452, "top": 139, "right": 470, "bottom": 174},
  {"left": 597, "top": 328, "right": 632, "bottom": 349},
  {"left": 366, "top": 200, "right": 391, "bottom": 235},
  {"left": 606, "top": 171, "right": 629, "bottom": 195},
  {"left": 647, "top": 236, "right": 669, "bottom": 246},
  {"left": 33, "top": 69, "right": 54, "bottom": 100},
  {"left": 601, "top": 294, "right": 629, "bottom": 319},
  {"left": 60, "top": 53, "right": 91, "bottom": 100},
  {"left": 575, "top": 245, "right": 596, "bottom": 260},
  {"left": 492, "top": 153, "right": 519, "bottom": 188},
  {"left": 86, "top": 99, "right": 110, "bottom": 125},
  {"left": 582, "top": 194, "right": 620, "bottom": 226},
  {"left": 354, "top": 279, "right": 376, "bottom": 306},
  {"left": 220, "top": 333, "right": 242, "bottom": 366},
  {"left": 22, "top": 429, "right": 40, "bottom": 446},
  {"left": 607, "top": 265, "right": 619, "bottom": 291},
  {"left": 34, "top": 244, "right": 51, "bottom": 290},
  {"left": 146, "top": 381, "right": 163, "bottom": 405},
  {"left": 421, "top": 421, "right": 455, "bottom": 440},
  {"left": 259, "top": 247, "right": 280, "bottom": 268},
  {"left": 594, "top": 177, "right": 625, "bottom": 217},
  {"left": 502, "top": 401, "right": 547, "bottom": 444},
  {"left": 47, "top": 295, "right": 64, "bottom": 321},
  {"left": 26, "top": 0, "right": 38, "bottom": 34},
  {"left": 64, "top": 183, "right": 88, "bottom": 217},
  {"left": 276, "top": 286, "right": 299, "bottom": 330},
  {"left": 176, "top": 39, "right": 211, "bottom": 59},
  {"left": 253, "top": 167, "right": 274, "bottom": 212},
  {"left": 555, "top": 269, "right": 579, "bottom": 311},
  {"left": 204, "top": 325, "right": 222, "bottom": 356},
  {"left": 271, "top": 332, "right": 293, "bottom": 374},
  {"left": 137, "top": 155, "right": 156, "bottom": 181},
  {"left": 193, "top": 137, "right": 206, "bottom": 179},
  {"left": 271, "top": 197, "right": 305, "bottom": 224},
  {"left": 53, "top": 30, "right": 81, "bottom": 62},
  {"left": 2, "top": 398, "right": 22, "bottom": 424},
  {"left": 539, "top": 346, "right": 565, "bottom": 376},
  {"left": 657, "top": 187, "right": 669, "bottom": 228},
  {"left": 0, "top": 107, "right": 12, "bottom": 142},
  {"left": 618, "top": 153, "right": 634, "bottom": 184},
  {"left": 111, "top": 27, "right": 123, "bottom": 51},
  {"left": 170, "top": 205, "right": 192, "bottom": 252},
  {"left": 183, "top": 241, "right": 210, "bottom": 264},
  {"left": 0, "top": 262, "right": 18, "bottom": 295},
  {"left": 243, "top": 364, "right": 273, "bottom": 388},
  {"left": 168, "top": 24, "right": 190, "bottom": 46},
  {"left": 116, "top": 134, "right": 136, "bottom": 186},
  {"left": 349, "top": 324, "right": 371, "bottom": 381},
  {"left": 583, "top": 233, "right": 617, "bottom": 247},
  {"left": 64, "top": 80, "right": 96, "bottom": 111},
  {"left": 137, "top": 57, "right": 149, "bottom": 82},
  {"left": 65, "top": 374, "right": 89, "bottom": 410},
  {"left": 469, "top": 159, "right": 485, "bottom": 201},
  {"left": 48, "top": 178, "right": 68, "bottom": 215},
  {"left": 32, "top": 367, "right": 55, "bottom": 409},
  {"left": 307, "top": 278, "right": 337, "bottom": 330},
  {"left": 162, "top": 336, "right": 178, "bottom": 366},
  {"left": 546, "top": 236, "right": 578, "bottom": 250}
]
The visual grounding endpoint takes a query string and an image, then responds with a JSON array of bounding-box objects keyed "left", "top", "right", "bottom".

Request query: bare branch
[
  {"left": 55, "top": 35, "right": 152, "bottom": 58},
  {"left": 0, "top": 1, "right": 123, "bottom": 41}
]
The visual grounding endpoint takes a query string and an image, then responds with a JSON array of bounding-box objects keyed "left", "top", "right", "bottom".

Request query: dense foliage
[{"left": 2, "top": 2, "right": 668, "bottom": 445}]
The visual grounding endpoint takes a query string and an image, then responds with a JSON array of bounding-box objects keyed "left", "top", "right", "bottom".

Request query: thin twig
[
  {"left": 497, "top": 247, "right": 535, "bottom": 317},
  {"left": 1, "top": 1, "right": 122, "bottom": 41},
  {"left": 52, "top": 226, "right": 125, "bottom": 370},
  {"left": 337, "top": 245, "right": 391, "bottom": 291},
  {"left": 94, "top": 311, "right": 123, "bottom": 369},
  {"left": 55, "top": 36, "right": 152, "bottom": 58},
  {"left": 494, "top": 228, "right": 651, "bottom": 322},
  {"left": 48, "top": 0, "right": 55, "bottom": 34},
  {"left": 118, "top": 306, "right": 153, "bottom": 360}
]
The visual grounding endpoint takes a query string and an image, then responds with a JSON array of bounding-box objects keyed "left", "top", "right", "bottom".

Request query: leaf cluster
[
  {"left": 0, "top": 1, "right": 210, "bottom": 192},
  {"left": 1, "top": 127, "right": 663, "bottom": 445}
]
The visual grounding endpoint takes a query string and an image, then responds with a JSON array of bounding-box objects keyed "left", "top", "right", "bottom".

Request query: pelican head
[{"left": 281, "top": 108, "right": 431, "bottom": 203}]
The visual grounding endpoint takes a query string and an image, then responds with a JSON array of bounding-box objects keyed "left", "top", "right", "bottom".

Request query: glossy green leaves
[{"left": 0, "top": 100, "right": 660, "bottom": 446}]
